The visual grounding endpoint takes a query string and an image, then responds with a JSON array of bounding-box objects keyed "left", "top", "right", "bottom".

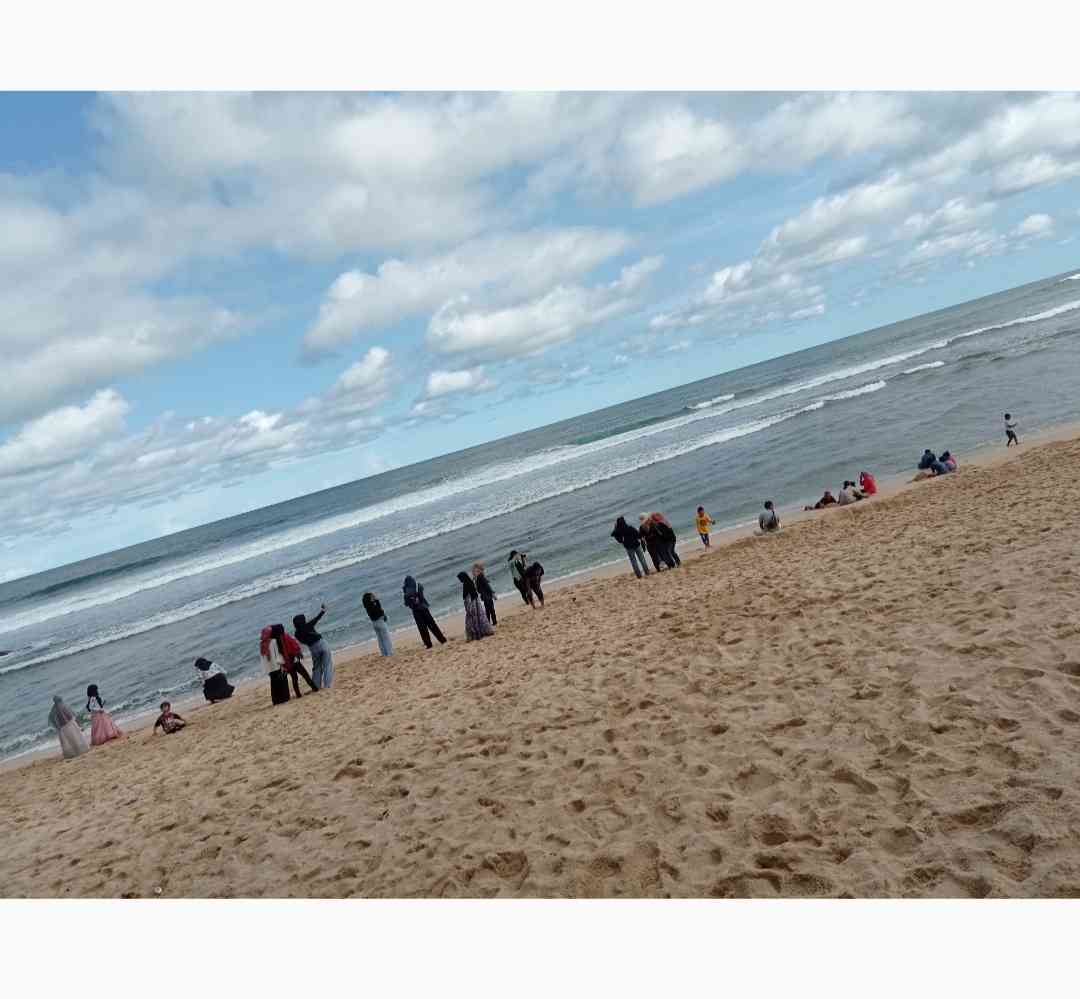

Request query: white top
[
  {"left": 196, "top": 659, "right": 224, "bottom": 680},
  {"left": 836, "top": 488, "right": 855, "bottom": 506},
  {"left": 261, "top": 647, "right": 283, "bottom": 675}
]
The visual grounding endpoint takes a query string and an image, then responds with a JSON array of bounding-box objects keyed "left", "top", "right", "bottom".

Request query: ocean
[{"left": 3, "top": 268, "right": 1080, "bottom": 759}]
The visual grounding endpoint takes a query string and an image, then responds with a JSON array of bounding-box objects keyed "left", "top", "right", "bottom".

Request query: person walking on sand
[
  {"left": 508, "top": 550, "right": 534, "bottom": 606},
  {"left": 403, "top": 576, "right": 447, "bottom": 648},
  {"left": 458, "top": 571, "right": 495, "bottom": 641},
  {"left": 363, "top": 592, "right": 394, "bottom": 657},
  {"left": 651, "top": 512, "right": 681, "bottom": 567},
  {"left": 1005, "top": 413, "right": 1020, "bottom": 447},
  {"left": 152, "top": 701, "right": 187, "bottom": 735},
  {"left": 758, "top": 500, "right": 780, "bottom": 534},
  {"left": 638, "top": 515, "right": 664, "bottom": 572},
  {"left": 611, "top": 516, "right": 650, "bottom": 579},
  {"left": 48, "top": 695, "right": 89, "bottom": 759},
  {"left": 85, "top": 684, "right": 123, "bottom": 745},
  {"left": 293, "top": 604, "right": 334, "bottom": 689},
  {"left": 472, "top": 562, "right": 497, "bottom": 625},
  {"left": 194, "top": 657, "right": 234, "bottom": 703},
  {"left": 695, "top": 506, "right": 715, "bottom": 548},
  {"left": 524, "top": 556, "right": 546, "bottom": 607}
]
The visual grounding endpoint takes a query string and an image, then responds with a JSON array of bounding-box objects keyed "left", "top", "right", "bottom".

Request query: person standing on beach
[
  {"left": 638, "top": 515, "right": 664, "bottom": 572},
  {"left": 362, "top": 593, "right": 394, "bottom": 656},
  {"left": 260, "top": 625, "right": 291, "bottom": 705},
  {"left": 611, "top": 516, "right": 650, "bottom": 578},
  {"left": 472, "top": 562, "right": 498, "bottom": 625},
  {"left": 85, "top": 684, "right": 123, "bottom": 745},
  {"left": 403, "top": 576, "right": 447, "bottom": 648},
  {"left": 758, "top": 501, "right": 780, "bottom": 534},
  {"left": 293, "top": 604, "right": 334, "bottom": 689},
  {"left": 48, "top": 695, "right": 89, "bottom": 759},
  {"left": 1005, "top": 413, "right": 1020, "bottom": 446},
  {"left": 458, "top": 572, "right": 495, "bottom": 640},
  {"left": 263, "top": 623, "right": 317, "bottom": 699},
  {"left": 524, "top": 557, "right": 546, "bottom": 607},
  {"left": 508, "top": 551, "right": 534, "bottom": 606},
  {"left": 695, "top": 506, "right": 715, "bottom": 548},
  {"left": 651, "top": 512, "right": 681, "bottom": 567}
]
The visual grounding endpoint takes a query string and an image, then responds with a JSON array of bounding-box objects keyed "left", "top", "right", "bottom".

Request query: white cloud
[
  {"left": 1014, "top": 213, "right": 1055, "bottom": 238},
  {"left": 901, "top": 197, "right": 996, "bottom": 238},
  {"left": 0, "top": 389, "right": 130, "bottom": 477},
  {"left": 423, "top": 367, "right": 495, "bottom": 399},
  {"left": 900, "top": 229, "right": 1006, "bottom": 268},
  {"left": 426, "top": 257, "right": 662, "bottom": 360},
  {"left": 302, "top": 227, "right": 631, "bottom": 355}
]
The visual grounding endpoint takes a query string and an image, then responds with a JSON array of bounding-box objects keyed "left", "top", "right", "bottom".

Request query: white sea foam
[
  {"left": 902, "top": 360, "right": 947, "bottom": 375},
  {"left": 688, "top": 393, "right": 735, "bottom": 410},
  {"left": 948, "top": 298, "right": 1080, "bottom": 342},
  {"left": 1060, "top": 274, "right": 1080, "bottom": 282}
]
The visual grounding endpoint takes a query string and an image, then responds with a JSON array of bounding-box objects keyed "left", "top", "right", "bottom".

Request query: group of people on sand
[
  {"left": 806, "top": 470, "right": 878, "bottom": 510},
  {"left": 46, "top": 684, "right": 126, "bottom": 760},
  {"left": 259, "top": 602, "right": 334, "bottom": 706},
  {"left": 610, "top": 512, "right": 682, "bottom": 578},
  {"left": 914, "top": 449, "right": 958, "bottom": 480}
]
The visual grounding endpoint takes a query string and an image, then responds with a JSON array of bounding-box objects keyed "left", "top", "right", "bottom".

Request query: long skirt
[
  {"left": 464, "top": 595, "right": 494, "bottom": 641},
  {"left": 203, "top": 672, "right": 234, "bottom": 702},
  {"left": 90, "top": 709, "right": 123, "bottom": 746},
  {"left": 57, "top": 719, "right": 90, "bottom": 759}
]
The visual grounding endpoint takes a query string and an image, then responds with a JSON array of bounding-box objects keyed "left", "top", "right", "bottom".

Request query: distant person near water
[
  {"left": 651, "top": 512, "right": 681, "bottom": 567},
  {"left": 193, "top": 658, "right": 234, "bottom": 703},
  {"left": 1005, "top": 413, "right": 1020, "bottom": 447},
  {"left": 293, "top": 604, "right": 333, "bottom": 689},
  {"left": 362, "top": 592, "right": 393, "bottom": 657},
  {"left": 472, "top": 562, "right": 497, "bottom": 625},
  {"left": 858, "top": 471, "right": 877, "bottom": 496},
  {"left": 611, "top": 516, "right": 650, "bottom": 579},
  {"left": 695, "top": 506, "right": 715, "bottom": 548},
  {"left": 915, "top": 449, "right": 953, "bottom": 479},
  {"left": 48, "top": 696, "right": 89, "bottom": 759},
  {"left": 403, "top": 576, "right": 447, "bottom": 648},
  {"left": 805, "top": 490, "right": 837, "bottom": 510},
  {"left": 85, "top": 684, "right": 123, "bottom": 745},
  {"left": 458, "top": 571, "right": 495, "bottom": 641},
  {"left": 758, "top": 500, "right": 781, "bottom": 534},
  {"left": 507, "top": 550, "right": 534, "bottom": 607},
  {"left": 153, "top": 702, "right": 186, "bottom": 735}
]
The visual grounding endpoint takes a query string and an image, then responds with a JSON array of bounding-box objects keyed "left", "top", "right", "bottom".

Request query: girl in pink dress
[{"left": 86, "top": 684, "right": 123, "bottom": 746}]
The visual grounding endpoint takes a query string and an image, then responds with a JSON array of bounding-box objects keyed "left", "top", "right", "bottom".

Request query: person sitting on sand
[
  {"left": 858, "top": 470, "right": 877, "bottom": 496},
  {"left": 695, "top": 506, "right": 715, "bottom": 548},
  {"left": 611, "top": 516, "right": 650, "bottom": 579},
  {"left": 758, "top": 500, "right": 780, "bottom": 534},
  {"left": 363, "top": 593, "right": 394, "bottom": 657},
  {"left": 472, "top": 562, "right": 497, "bottom": 625},
  {"left": 836, "top": 482, "right": 856, "bottom": 506},
  {"left": 85, "top": 684, "right": 123, "bottom": 745},
  {"left": 458, "top": 571, "right": 495, "bottom": 640},
  {"left": 194, "top": 658, "right": 234, "bottom": 703},
  {"left": 403, "top": 576, "right": 448, "bottom": 648},
  {"left": 918, "top": 449, "right": 937, "bottom": 471},
  {"left": 805, "top": 490, "right": 837, "bottom": 511},
  {"left": 940, "top": 451, "right": 958, "bottom": 472},
  {"left": 152, "top": 702, "right": 186, "bottom": 735},
  {"left": 48, "top": 695, "right": 89, "bottom": 759}
]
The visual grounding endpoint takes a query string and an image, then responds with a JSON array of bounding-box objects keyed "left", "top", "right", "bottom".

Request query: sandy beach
[{"left": 3, "top": 428, "right": 1080, "bottom": 897}]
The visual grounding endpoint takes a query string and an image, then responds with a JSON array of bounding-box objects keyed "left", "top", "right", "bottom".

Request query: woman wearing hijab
[
  {"left": 403, "top": 576, "right": 447, "bottom": 649},
  {"left": 293, "top": 604, "right": 333, "bottom": 689},
  {"left": 85, "top": 684, "right": 123, "bottom": 746},
  {"left": 651, "top": 512, "right": 681, "bottom": 567},
  {"left": 362, "top": 592, "right": 394, "bottom": 657},
  {"left": 48, "top": 696, "right": 89, "bottom": 759},
  {"left": 193, "top": 658, "right": 234, "bottom": 703},
  {"left": 638, "top": 515, "right": 664, "bottom": 572},
  {"left": 458, "top": 571, "right": 495, "bottom": 641},
  {"left": 611, "top": 516, "right": 650, "bottom": 578},
  {"left": 507, "top": 550, "right": 533, "bottom": 606},
  {"left": 472, "top": 562, "right": 497, "bottom": 625},
  {"left": 858, "top": 470, "right": 877, "bottom": 496},
  {"left": 260, "top": 624, "right": 317, "bottom": 704}
]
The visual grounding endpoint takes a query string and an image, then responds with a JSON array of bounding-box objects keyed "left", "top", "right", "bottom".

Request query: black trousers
[
  {"left": 527, "top": 577, "right": 544, "bottom": 605},
  {"left": 513, "top": 577, "right": 533, "bottom": 606},
  {"left": 482, "top": 597, "right": 497, "bottom": 625},
  {"left": 412, "top": 607, "right": 447, "bottom": 648},
  {"left": 288, "top": 661, "right": 319, "bottom": 696}
]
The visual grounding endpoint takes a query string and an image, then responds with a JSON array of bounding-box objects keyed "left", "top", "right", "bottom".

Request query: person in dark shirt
[
  {"left": 153, "top": 702, "right": 186, "bottom": 735},
  {"left": 472, "top": 562, "right": 498, "bottom": 625},
  {"left": 611, "top": 516, "right": 650, "bottom": 578},
  {"left": 362, "top": 592, "right": 393, "bottom": 656},
  {"left": 293, "top": 604, "right": 334, "bottom": 689},
  {"left": 403, "top": 576, "right": 447, "bottom": 649},
  {"left": 523, "top": 557, "right": 545, "bottom": 607}
]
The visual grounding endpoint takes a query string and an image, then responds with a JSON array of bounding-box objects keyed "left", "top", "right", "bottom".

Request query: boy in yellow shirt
[{"left": 695, "top": 506, "right": 715, "bottom": 548}]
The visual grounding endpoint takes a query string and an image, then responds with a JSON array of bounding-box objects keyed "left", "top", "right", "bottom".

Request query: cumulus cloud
[
  {"left": 1014, "top": 213, "right": 1055, "bottom": 238},
  {"left": 423, "top": 368, "right": 496, "bottom": 399},
  {"left": 426, "top": 257, "right": 663, "bottom": 360},
  {"left": 302, "top": 227, "right": 631, "bottom": 355}
]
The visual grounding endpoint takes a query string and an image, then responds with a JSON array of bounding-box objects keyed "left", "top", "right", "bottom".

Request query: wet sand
[{"left": 3, "top": 428, "right": 1080, "bottom": 897}]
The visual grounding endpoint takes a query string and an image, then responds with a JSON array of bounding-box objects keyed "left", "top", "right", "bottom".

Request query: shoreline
[{"left": 4, "top": 417, "right": 1073, "bottom": 776}]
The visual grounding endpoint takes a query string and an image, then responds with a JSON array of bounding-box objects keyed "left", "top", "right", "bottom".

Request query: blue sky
[{"left": 1, "top": 91, "right": 1078, "bottom": 581}]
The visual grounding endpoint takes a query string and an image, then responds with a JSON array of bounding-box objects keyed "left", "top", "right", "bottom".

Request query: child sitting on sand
[
  {"left": 695, "top": 506, "right": 715, "bottom": 547},
  {"left": 758, "top": 500, "right": 780, "bottom": 533},
  {"left": 152, "top": 702, "right": 186, "bottom": 735}
]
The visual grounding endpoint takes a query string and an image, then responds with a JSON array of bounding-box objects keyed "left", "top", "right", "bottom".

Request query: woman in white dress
[{"left": 48, "top": 696, "right": 90, "bottom": 760}]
